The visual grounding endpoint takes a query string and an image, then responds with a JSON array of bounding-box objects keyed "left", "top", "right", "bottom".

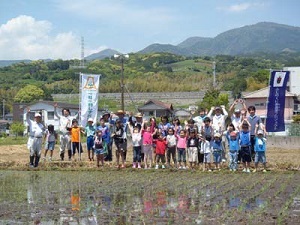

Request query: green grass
[{"left": 0, "top": 136, "right": 27, "bottom": 145}]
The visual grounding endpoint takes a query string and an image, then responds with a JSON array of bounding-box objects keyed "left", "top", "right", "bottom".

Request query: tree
[
  {"left": 199, "top": 88, "right": 229, "bottom": 111},
  {"left": 10, "top": 122, "right": 26, "bottom": 139},
  {"left": 13, "top": 85, "right": 45, "bottom": 103}
]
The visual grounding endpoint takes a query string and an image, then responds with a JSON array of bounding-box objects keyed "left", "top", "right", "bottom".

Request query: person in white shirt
[
  {"left": 229, "top": 99, "right": 247, "bottom": 132},
  {"left": 193, "top": 108, "right": 207, "bottom": 134},
  {"left": 54, "top": 103, "right": 78, "bottom": 161},
  {"left": 207, "top": 105, "right": 228, "bottom": 162},
  {"left": 26, "top": 108, "right": 45, "bottom": 167}
]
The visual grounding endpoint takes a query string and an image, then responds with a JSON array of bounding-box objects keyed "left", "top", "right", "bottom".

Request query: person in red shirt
[{"left": 154, "top": 133, "right": 167, "bottom": 169}]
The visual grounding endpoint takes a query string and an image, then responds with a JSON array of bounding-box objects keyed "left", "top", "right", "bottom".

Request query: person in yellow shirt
[{"left": 68, "top": 119, "right": 85, "bottom": 161}]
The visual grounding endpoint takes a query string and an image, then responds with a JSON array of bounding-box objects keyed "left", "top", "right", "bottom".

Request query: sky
[{"left": 0, "top": 0, "right": 300, "bottom": 60}]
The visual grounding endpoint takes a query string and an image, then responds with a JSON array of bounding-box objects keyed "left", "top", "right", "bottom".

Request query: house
[
  {"left": 13, "top": 101, "right": 80, "bottom": 132},
  {"left": 174, "top": 109, "right": 191, "bottom": 120},
  {"left": 138, "top": 99, "right": 173, "bottom": 118},
  {"left": 242, "top": 87, "right": 296, "bottom": 123}
]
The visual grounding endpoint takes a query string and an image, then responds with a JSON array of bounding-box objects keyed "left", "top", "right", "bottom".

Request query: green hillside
[
  {"left": 139, "top": 22, "right": 300, "bottom": 56},
  {"left": 1, "top": 51, "right": 299, "bottom": 115}
]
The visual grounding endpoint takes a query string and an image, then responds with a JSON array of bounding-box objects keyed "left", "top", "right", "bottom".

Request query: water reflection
[
  {"left": 0, "top": 171, "right": 268, "bottom": 224},
  {"left": 229, "top": 196, "right": 266, "bottom": 210}
]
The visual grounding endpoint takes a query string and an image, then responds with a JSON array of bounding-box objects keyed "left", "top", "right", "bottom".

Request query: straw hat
[
  {"left": 116, "top": 110, "right": 125, "bottom": 115},
  {"left": 135, "top": 112, "right": 143, "bottom": 118},
  {"left": 214, "top": 132, "right": 221, "bottom": 138}
]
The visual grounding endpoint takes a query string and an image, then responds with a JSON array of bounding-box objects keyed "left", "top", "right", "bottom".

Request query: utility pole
[
  {"left": 114, "top": 54, "right": 129, "bottom": 112},
  {"left": 2, "top": 99, "right": 5, "bottom": 120},
  {"left": 213, "top": 61, "right": 216, "bottom": 88}
]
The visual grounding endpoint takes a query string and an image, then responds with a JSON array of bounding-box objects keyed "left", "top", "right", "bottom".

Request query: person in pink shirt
[
  {"left": 142, "top": 123, "right": 154, "bottom": 169},
  {"left": 176, "top": 129, "right": 188, "bottom": 169}
]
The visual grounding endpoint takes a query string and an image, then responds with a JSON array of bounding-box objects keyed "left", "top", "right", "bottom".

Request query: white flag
[{"left": 80, "top": 73, "right": 100, "bottom": 127}]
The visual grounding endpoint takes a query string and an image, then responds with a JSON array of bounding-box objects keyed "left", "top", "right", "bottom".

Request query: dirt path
[{"left": 0, "top": 144, "right": 299, "bottom": 170}]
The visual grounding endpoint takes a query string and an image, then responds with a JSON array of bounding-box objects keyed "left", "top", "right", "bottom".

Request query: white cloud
[
  {"left": 228, "top": 3, "right": 251, "bottom": 12},
  {"left": 0, "top": 15, "right": 80, "bottom": 60},
  {"left": 217, "top": 2, "right": 266, "bottom": 13}
]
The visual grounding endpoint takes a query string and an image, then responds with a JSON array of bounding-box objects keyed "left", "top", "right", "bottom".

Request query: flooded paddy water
[{"left": 0, "top": 170, "right": 299, "bottom": 225}]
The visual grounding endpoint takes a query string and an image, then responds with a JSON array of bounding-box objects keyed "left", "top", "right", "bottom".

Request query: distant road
[{"left": 53, "top": 91, "right": 233, "bottom": 105}]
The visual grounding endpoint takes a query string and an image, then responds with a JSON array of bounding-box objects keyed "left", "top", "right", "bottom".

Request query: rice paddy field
[
  {"left": 0, "top": 170, "right": 299, "bottom": 224},
  {"left": 0, "top": 145, "right": 299, "bottom": 224}
]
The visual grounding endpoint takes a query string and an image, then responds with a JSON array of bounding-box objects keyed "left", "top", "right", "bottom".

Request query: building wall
[
  {"left": 284, "top": 66, "right": 300, "bottom": 96},
  {"left": 244, "top": 96, "right": 294, "bottom": 121}
]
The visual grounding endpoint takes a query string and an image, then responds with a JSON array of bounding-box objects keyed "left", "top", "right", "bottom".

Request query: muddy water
[{"left": 0, "top": 171, "right": 299, "bottom": 224}]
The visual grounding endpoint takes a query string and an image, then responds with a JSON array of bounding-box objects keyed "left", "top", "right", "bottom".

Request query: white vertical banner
[{"left": 80, "top": 73, "right": 100, "bottom": 127}]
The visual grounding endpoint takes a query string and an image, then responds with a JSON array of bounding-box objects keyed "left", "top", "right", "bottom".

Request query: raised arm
[
  {"left": 54, "top": 103, "right": 61, "bottom": 119},
  {"left": 207, "top": 106, "right": 214, "bottom": 119},
  {"left": 221, "top": 105, "right": 228, "bottom": 119},
  {"left": 26, "top": 107, "right": 32, "bottom": 125},
  {"left": 229, "top": 99, "right": 239, "bottom": 115}
]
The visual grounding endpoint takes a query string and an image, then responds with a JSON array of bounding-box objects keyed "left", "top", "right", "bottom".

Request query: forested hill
[
  {"left": 1, "top": 51, "right": 300, "bottom": 111},
  {"left": 139, "top": 22, "right": 300, "bottom": 56}
]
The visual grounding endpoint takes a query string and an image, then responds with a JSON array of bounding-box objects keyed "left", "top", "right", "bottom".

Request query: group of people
[{"left": 25, "top": 99, "right": 267, "bottom": 172}]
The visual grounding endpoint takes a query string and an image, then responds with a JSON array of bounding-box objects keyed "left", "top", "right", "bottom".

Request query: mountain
[
  {"left": 0, "top": 59, "right": 31, "bottom": 67},
  {"left": 139, "top": 22, "right": 300, "bottom": 56},
  {"left": 85, "top": 48, "right": 120, "bottom": 61}
]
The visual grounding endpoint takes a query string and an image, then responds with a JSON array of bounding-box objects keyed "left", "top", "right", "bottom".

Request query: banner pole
[{"left": 79, "top": 72, "right": 82, "bottom": 159}]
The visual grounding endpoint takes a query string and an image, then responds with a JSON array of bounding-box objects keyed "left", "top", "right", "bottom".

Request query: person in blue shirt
[
  {"left": 211, "top": 132, "right": 223, "bottom": 171},
  {"left": 253, "top": 130, "right": 267, "bottom": 173},
  {"left": 158, "top": 115, "right": 171, "bottom": 137},
  {"left": 85, "top": 118, "right": 96, "bottom": 161},
  {"left": 239, "top": 120, "right": 252, "bottom": 173},
  {"left": 228, "top": 131, "right": 240, "bottom": 171}
]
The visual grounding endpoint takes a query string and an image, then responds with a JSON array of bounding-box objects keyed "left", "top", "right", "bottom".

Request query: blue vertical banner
[{"left": 266, "top": 71, "right": 290, "bottom": 132}]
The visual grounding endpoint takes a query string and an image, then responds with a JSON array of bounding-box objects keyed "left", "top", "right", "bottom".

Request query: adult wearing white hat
[
  {"left": 207, "top": 105, "right": 228, "bottom": 162},
  {"left": 26, "top": 108, "right": 45, "bottom": 167},
  {"left": 229, "top": 99, "right": 247, "bottom": 131}
]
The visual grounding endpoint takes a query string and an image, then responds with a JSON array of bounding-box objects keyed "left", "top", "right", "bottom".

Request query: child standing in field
[
  {"left": 239, "top": 120, "right": 252, "bottom": 173},
  {"left": 142, "top": 123, "right": 154, "bottom": 169},
  {"left": 253, "top": 130, "right": 267, "bottom": 173},
  {"left": 211, "top": 133, "right": 223, "bottom": 170},
  {"left": 112, "top": 120, "right": 126, "bottom": 168},
  {"left": 97, "top": 117, "right": 111, "bottom": 161},
  {"left": 155, "top": 133, "right": 167, "bottom": 169},
  {"left": 94, "top": 130, "right": 105, "bottom": 167},
  {"left": 176, "top": 129, "right": 187, "bottom": 169},
  {"left": 128, "top": 122, "right": 143, "bottom": 169},
  {"left": 68, "top": 119, "right": 84, "bottom": 161},
  {"left": 166, "top": 128, "right": 177, "bottom": 168},
  {"left": 228, "top": 131, "right": 240, "bottom": 171},
  {"left": 187, "top": 129, "right": 199, "bottom": 169},
  {"left": 85, "top": 118, "right": 96, "bottom": 161},
  {"left": 200, "top": 135, "right": 212, "bottom": 171},
  {"left": 43, "top": 124, "right": 57, "bottom": 161},
  {"left": 201, "top": 117, "right": 214, "bottom": 141}
]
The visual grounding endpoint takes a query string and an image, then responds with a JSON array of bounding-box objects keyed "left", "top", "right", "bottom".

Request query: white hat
[
  {"left": 234, "top": 108, "right": 241, "bottom": 113},
  {"left": 34, "top": 113, "right": 41, "bottom": 117},
  {"left": 257, "top": 130, "right": 264, "bottom": 135},
  {"left": 88, "top": 118, "right": 94, "bottom": 122}
]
